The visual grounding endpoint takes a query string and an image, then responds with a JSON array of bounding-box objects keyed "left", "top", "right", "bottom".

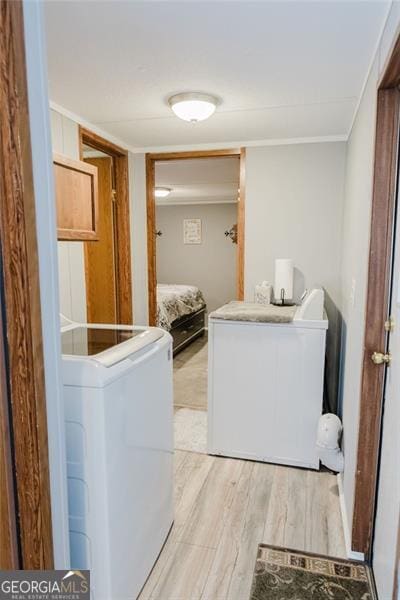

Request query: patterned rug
[{"left": 250, "top": 545, "right": 376, "bottom": 599}]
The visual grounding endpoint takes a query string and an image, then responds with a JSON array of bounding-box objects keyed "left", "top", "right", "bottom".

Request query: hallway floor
[
  {"left": 142, "top": 332, "right": 347, "bottom": 599},
  {"left": 173, "top": 334, "right": 208, "bottom": 410},
  {"left": 139, "top": 451, "right": 346, "bottom": 599}
]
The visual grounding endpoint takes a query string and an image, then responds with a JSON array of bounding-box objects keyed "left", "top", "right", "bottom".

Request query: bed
[{"left": 157, "top": 284, "right": 206, "bottom": 354}]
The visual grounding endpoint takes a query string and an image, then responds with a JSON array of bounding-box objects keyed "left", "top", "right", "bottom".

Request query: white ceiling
[
  {"left": 155, "top": 157, "right": 240, "bottom": 205},
  {"left": 44, "top": 1, "right": 390, "bottom": 150}
]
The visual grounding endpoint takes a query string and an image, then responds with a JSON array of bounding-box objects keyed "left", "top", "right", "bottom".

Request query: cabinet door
[
  {"left": 54, "top": 153, "right": 98, "bottom": 241},
  {"left": 84, "top": 157, "right": 116, "bottom": 323}
]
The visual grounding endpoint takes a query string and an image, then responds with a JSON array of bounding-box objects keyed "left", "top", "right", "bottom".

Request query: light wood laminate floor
[{"left": 139, "top": 451, "right": 346, "bottom": 600}]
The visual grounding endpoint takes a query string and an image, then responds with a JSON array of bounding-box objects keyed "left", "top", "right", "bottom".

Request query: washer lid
[{"left": 61, "top": 327, "right": 165, "bottom": 367}]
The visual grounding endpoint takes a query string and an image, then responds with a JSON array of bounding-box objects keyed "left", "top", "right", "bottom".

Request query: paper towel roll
[{"left": 274, "top": 259, "right": 294, "bottom": 301}]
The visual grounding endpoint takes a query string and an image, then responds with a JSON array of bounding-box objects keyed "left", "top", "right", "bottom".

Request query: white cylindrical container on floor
[{"left": 274, "top": 259, "right": 294, "bottom": 302}]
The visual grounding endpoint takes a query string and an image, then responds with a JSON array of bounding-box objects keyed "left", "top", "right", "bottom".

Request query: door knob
[{"left": 371, "top": 351, "right": 392, "bottom": 366}]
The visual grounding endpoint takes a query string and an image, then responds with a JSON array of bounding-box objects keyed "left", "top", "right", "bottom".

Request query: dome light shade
[
  {"left": 155, "top": 187, "right": 172, "bottom": 198},
  {"left": 168, "top": 92, "right": 219, "bottom": 123}
]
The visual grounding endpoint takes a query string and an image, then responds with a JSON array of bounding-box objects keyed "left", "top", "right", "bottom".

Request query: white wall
[
  {"left": 128, "top": 143, "right": 347, "bottom": 322},
  {"left": 50, "top": 110, "right": 87, "bottom": 322},
  {"left": 156, "top": 203, "right": 237, "bottom": 313},
  {"left": 245, "top": 142, "right": 347, "bottom": 410},
  {"left": 340, "top": 58, "right": 378, "bottom": 543},
  {"left": 24, "top": 0, "right": 70, "bottom": 567},
  {"left": 129, "top": 153, "right": 149, "bottom": 325},
  {"left": 340, "top": 3, "right": 400, "bottom": 550},
  {"left": 245, "top": 143, "right": 346, "bottom": 303}
]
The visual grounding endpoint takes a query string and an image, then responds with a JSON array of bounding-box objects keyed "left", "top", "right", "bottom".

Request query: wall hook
[{"left": 224, "top": 224, "right": 238, "bottom": 244}]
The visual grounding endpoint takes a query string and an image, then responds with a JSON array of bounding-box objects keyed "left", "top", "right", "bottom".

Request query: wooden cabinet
[{"left": 54, "top": 153, "right": 98, "bottom": 241}]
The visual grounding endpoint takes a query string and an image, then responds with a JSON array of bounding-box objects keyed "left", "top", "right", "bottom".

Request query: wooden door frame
[
  {"left": 352, "top": 33, "right": 400, "bottom": 557},
  {"left": 0, "top": 0, "right": 53, "bottom": 567},
  {"left": 79, "top": 127, "right": 133, "bottom": 324},
  {"left": 0, "top": 283, "right": 18, "bottom": 568},
  {"left": 146, "top": 148, "right": 245, "bottom": 326}
]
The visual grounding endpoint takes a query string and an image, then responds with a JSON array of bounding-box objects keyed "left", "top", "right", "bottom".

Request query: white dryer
[
  {"left": 208, "top": 290, "right": 328, "bottom": 470},
  {"left": 61, "top": 320, "right": 173, "bottom": 599}
]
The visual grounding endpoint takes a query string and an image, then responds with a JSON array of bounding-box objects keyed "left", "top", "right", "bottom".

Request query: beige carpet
[
  {"left": 174, "top": 408, "right": 207, "bottom": 454},
  {"left": 173, "top": 335, "right": 208, "bottom": 410}
]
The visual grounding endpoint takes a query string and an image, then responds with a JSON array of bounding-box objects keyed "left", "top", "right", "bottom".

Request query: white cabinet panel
[{"left": 208, "top": 319, "right": 326, "bottom": 469}]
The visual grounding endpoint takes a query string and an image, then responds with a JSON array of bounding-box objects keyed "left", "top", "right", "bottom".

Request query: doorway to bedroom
[{"left": 146, "top": 150, "right": 244, "bottom": 452}]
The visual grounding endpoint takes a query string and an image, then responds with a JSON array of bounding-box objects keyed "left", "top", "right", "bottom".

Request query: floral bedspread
[{"left": 157, "top": 284, "right": 206, "bottom": 331}]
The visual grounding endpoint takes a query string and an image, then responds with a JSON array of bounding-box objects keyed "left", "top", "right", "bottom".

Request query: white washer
[
  {"left": 61, "top": 320, "right": 174, "bottom": 599},
  {"left": 208, "top": 290, "right": 328, "bottom": 470}
]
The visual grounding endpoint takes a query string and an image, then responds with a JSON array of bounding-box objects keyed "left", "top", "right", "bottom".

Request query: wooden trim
[
  {"left": 147, "top": 148, "right": 241, "bottom": 162},
  {"left": 53, "top": 153, "right": 99, "bottom": 241},
  {"left": 114, "top": 155, "right": 133, "bottom": 324},
  {"left": 79, "top": 126, "right": 128, "bottom": 157},
  {"left": 352, "top": 87, "right": 400, "bottom": 556},
  {"left": 0, "top": 285, "right": 19, "bottom": 568},
  {"left": 79, "top": 126, "right": 133, "bottom": 324},
  {"left": 0, "top": 0, "right": 53, "bottom": 568},
  {"left": 146, "top": 148, "right": 245, "bottom": 326},
  {"left": 146, "top": 155, "right": 157, "bottom": 326},
  {"left": 237, "top": 148, "right": 246, "bottom": 300}
]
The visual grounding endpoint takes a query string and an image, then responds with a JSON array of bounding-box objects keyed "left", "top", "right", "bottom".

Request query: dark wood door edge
[
  {"left": 0, "top": 0, "right": 53, "bottom": 568},
  {"left": 352, "top": 84, "right": 400, "bottom": 556},
  {"left": 146, "top": 149, "right": 245, "bottom": 325},
  {"left": 380, "top": 32, "right": 400, "bottom": 89},
  {"left": 0, "top": 281, "right": 19, "bottom": 568},
  {"left": 79, "top": 126, "right": 133, "bottom": 324}
]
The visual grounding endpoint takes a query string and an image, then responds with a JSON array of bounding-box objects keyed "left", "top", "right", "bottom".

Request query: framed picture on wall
[{"left": 183, "top": 219, "right": 202, "bottom": 244}]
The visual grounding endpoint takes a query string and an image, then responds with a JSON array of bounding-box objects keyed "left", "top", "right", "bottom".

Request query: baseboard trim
[{"left": 337, "top": 473, "right": 365, "bottom": 562}]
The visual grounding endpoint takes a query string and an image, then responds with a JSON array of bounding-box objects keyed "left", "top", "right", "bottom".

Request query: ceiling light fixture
[
  {"left": 155, "top": 187, "right": 172, "bottom": 198},
  {"left": 168, "top": 92, "right": 219, "bottom": 123}
]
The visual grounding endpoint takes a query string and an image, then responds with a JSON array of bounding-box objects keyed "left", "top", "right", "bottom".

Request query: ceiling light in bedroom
[
  {"left": 168, "top": 92, "right": 219, "bottom": 123},
  {"left": 155, "top": 187, "right": 172, "bottom": 198}
]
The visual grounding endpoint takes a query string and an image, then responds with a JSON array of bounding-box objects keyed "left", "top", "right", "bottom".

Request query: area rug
[
  {"left": 250, "top": 544, "right": 376, "bottom": 600},
  {"left": 174, "top": 408, "right": 207, "bottom": 454}
]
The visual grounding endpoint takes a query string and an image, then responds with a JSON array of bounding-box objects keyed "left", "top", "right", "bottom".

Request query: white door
[{"left": 372, "top": 194, "right": 400, "bottom": 598}]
